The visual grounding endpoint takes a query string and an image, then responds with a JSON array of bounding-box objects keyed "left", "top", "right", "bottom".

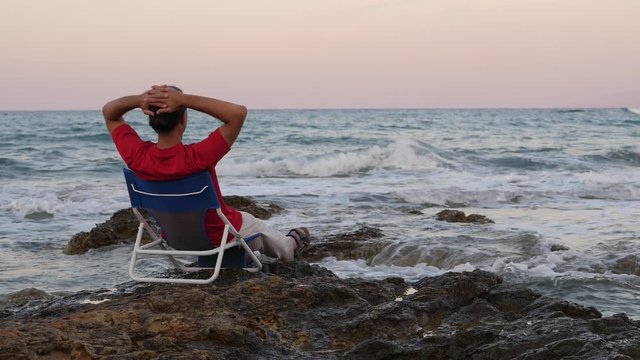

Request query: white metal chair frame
[{"left": 125, "top": 169, "right": 262, "bottom": 284}]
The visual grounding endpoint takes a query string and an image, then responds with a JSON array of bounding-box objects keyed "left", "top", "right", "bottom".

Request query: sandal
[{"left": 287, "top": 227, "right": 311, "bottom": 257}]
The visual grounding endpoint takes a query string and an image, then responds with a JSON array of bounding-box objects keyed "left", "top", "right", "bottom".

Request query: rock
[
  {"left": 435, "top": 210, "right": 495, "bottom": 224},
  {"left": 303, "top": 240, "right": 391, "bottom": 263},
  {"left": 486, "top": 285, "right": 541, "bottom": 319},
  {"left": 64, "top": 196, "right": 283, "bottom": 255},
  {"left": 610, "top": 255, "right": 640, "bottom": 276},
  {"left": 1, "top": 266, "right": 638, "bottom": 359},
  {"left": 64, "top": 208, "right": 148, "bottom": 255},
  {"left": 302, "top": 225, "right": 389, "bottom": 262},
  {"left": 223, "top": 195, "right": 283, "bottom": 220},
  {"left": 327, "top": 226, "right": 384, "bottom": 241},
  {"left": 259, "top": 261, "right": 339, "bottom": 279},
  {"left": 401, "top": 208, "right": 424, "bottom": 215},
  {"left": 0, "top": 288, "right": 54, "bottom": 310},
  {"left": 24, "top": 211, "right": 54, "bottom": 220},
  {"left": 550, "top": 244, "right": 570, "bottom": 251}
]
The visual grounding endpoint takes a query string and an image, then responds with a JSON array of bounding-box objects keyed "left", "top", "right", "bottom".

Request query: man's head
[{"left": 148, "top": 86, "right": 186, "bottom": 134}]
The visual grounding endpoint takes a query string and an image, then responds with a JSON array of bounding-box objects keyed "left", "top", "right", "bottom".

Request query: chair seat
[
  {"left": 197, "top": 233, "right": 261, "bottom": 268},
  {"left": 198, "top": 246, "right": 247, "bottom": 268}
]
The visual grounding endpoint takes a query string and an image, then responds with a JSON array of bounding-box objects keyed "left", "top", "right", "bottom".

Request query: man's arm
[
  {"left": 102, "top": 89, "right": 167, "bottom": 133},
  {"left": 102, "top": 95, "right": 142, "bottom": 134},
  {"left": 158, "top": 88, "right": 247, "bottom": 147}
]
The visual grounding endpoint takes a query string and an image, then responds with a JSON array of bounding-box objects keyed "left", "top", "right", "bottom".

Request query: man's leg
[{"left": 238, "top": 211, "right": 297, "bottom": 261}]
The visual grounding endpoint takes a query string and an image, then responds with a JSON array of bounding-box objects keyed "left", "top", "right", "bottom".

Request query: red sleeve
[
  {"left": 111, "top": 124, "right": 144, "bottom": 166},
  {"left": 188, "top": 128, "right": 231, "bottom": 169}
]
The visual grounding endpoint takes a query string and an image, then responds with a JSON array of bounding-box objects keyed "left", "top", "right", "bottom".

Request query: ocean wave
[
  {"left": 0, "top": 158, "right": 32, "bottom": 179},
  {"left": 626, "top": 108, "right": 640, "bottom": 115},
  {"left": 0, "top": 181, "right": 129, "bottom": 219},
  {"left": 397, "top": 188, "right": 530, "bottom": 207},
  {"left": 35, "top": 132, "right": 112, "bottom": 143},
  {"left": 394, "top": 168, "right": 640, "bottom": 206},
  {"left": 584, "top": 148, "right": 640, "bottom": 166},
  {"left": 2, "top": 194, "right": 68, "bottom": 218},
  {"left": 485, "top": 156, "right": 557, "bottom": 170},
  {"left": 370, "top": 242, "right": 496, "bottom": 269},
  {"left": 0, "top": 158, "right": 24, "bottom": 166},
  {"left": 219, "top": 139, "right": 454, "bottom": 177},
  {"left": 554, "top": 169, "right": 640, "bottom": 200}
]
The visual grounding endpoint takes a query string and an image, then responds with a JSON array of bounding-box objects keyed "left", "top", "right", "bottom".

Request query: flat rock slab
[{"left": 1, "top": 265, "right": 638, "bottom": 359}]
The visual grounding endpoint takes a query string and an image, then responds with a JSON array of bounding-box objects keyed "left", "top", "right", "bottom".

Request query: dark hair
[{"left": 148, "top": 86, "right": 186, "bottom": 134}]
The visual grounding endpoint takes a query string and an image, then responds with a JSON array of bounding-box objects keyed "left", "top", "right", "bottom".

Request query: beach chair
[{"left": 123, "top": 168, "right": 262, "bottom": 284}]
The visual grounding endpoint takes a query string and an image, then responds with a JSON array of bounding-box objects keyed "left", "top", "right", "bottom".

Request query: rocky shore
[
  {"left": 2, "top": 265, "right": 639, "bottom": 359},
  {"left": 2, "top": 199, "right": 640, "bottom": 359}
]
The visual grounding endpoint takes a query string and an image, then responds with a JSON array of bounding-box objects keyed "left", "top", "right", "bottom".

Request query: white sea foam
[
  {"left": 393, "top": 167, "right": 640, "bottom": 207},
  {"left": 318, "top": 257, "right": 477, "bottom": 282},
  {"left": 79, "top": 298, "right": 110, "bottom": 305},
  {"left": 3, "top": 193, "right": 65, "bottom": 217},
  {"left": 219, "top": 139, "right": 450, "bottom": 177},
  {"left": 493, "top": 258, "right": 639, "bottom": 283},
  {"left": 0, "top": 179, "right": 128, "bottom": 219}
]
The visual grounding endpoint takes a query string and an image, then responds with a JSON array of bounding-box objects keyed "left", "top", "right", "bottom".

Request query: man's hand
[
  {"left": 153, "top": 86, "right": 186, "bottom": 114},
  {"left": 140, "top": 86, "right": 171, "bottom": 116},
  {"left": 103, "top": 84, "right": 247, "bottom": 146},
  {"left": 103, "top": 85, "right": 187, "bottom": 133}
]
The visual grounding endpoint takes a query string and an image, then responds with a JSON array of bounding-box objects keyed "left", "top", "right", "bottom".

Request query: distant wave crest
[
  {"left": 220, "top": 139, "right": 453, "bottom": 177},
  {"left": 585, "top": 148, "right": 640, "bottom": 166},
  {"left": 1, "top": 181, "right": 128, "bottom": 219},
  {"left": 626, "top": 108, "right": 640, "bottom": 115}
]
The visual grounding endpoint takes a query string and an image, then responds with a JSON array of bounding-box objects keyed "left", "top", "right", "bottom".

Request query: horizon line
[{"left": 0, "top": 105, "right": 636, "bottom": 112}]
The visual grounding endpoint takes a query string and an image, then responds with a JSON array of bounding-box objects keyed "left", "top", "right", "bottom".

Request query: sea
[{"left": 1, "top": 108, "right": 640, "bottom": 318}]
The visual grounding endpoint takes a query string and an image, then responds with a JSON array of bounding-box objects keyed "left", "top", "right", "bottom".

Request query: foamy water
[{"left": 1, "top": 108, "right": 640, "bottom": 317}]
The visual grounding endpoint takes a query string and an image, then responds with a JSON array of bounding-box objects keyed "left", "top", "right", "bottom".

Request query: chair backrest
[{"left": 123, "top": 168, "right": 218, "bottom": 251}]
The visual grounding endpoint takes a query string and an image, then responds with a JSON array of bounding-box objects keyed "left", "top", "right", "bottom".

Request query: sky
[{"left": 0, "top": 0, "right": 638, "bottom": 110}]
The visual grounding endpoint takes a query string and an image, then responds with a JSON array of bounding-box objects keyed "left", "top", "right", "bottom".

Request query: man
[{"left": 103, "top": 85, "right": 309, "bottom": 261}]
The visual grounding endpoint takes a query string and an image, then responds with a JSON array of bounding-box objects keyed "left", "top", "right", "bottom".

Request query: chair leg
[
  {"left": 129, "top": 220, "right": 262, "bottom": 284},
  {"left": 237, "top": 238, "right": 262, "bottom": 272},
  {"left": 129, "top": 223, "right": 145, "bottom": 281},
  {"left": 207, "top": 225, "right": 230, "bottom": 282}
]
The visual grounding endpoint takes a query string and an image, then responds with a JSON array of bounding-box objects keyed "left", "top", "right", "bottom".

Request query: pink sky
[{"left": 0, "top": 0, "right": 638, "bottom": 110}]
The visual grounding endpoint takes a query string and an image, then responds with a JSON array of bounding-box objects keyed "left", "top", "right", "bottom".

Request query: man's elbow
[
  {"left": 102, "top": 103, "right": 113, "bottom": 121},
  {"left": 233, "top": 105, "right": 248, "bottom": 123},
  {"left": 227, "top": 105, "right": 247, "bottom": 126}
]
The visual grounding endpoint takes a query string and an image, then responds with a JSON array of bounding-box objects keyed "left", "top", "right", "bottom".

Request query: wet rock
[
  {"left": 223, "top": 195, "right": 283, "bottom": 220},
  {"left": 2, "top": 266, "right": 638, "bottom": 359},
  {"left": 64, "top": 196, "right": 283, "bottom": 255},
  {"left": 24, "top": 211, "right": 54, "bottom": 220},
  {"left": 435, "top": 209, "right": 495, "bottom": 224},
  {"left": 64, "top": 208, "right": 147, "bottom": 255},
  {"left": 550, "top": 244, "right": 570, "bottom": 251},
  {"left": 610, "top": 254, "right": 640, "bottom": 276},
  {"left": 401, "top": 207, "right": 424, "bottom": 215},
  {"left": 302, "top": 239, "right": 391, "bottom": 263},
  {"left": 0, "top": 288, "right": 55, "bottom": 310},
  {"left": 327, "top": 226, "right": 384, "bottom": 241},
  {"left": 486, "top": 285, "right": 541, "bottom": 319},
  {"left": 260, "top": 260, "right": 339, "bottom": 279},
  {"left": 303, "top": 225, "right": 390, "bottom": 262}
]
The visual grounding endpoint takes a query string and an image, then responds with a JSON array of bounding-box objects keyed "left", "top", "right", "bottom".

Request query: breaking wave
[{"left": 220, "top": 139, "right": 454, "bottom": 177}]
